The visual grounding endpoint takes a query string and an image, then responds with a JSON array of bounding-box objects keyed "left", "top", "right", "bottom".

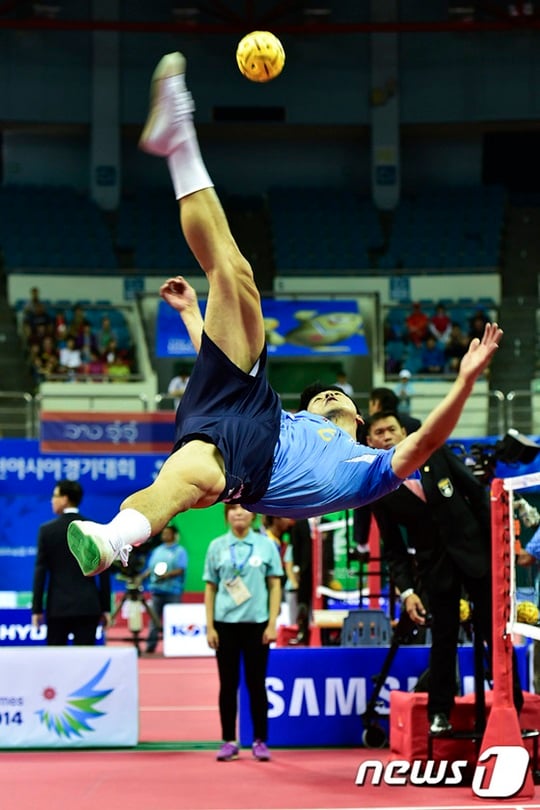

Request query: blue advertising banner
[
  {"left": 239, "top": 645, "right": 529, "bottom": 747},
  {"left": 0, "top": 439, "right": 167, "bottom": 594},
  {"left": 40, "top": 411, "right": 175, "bottom": 454},
  {"left": 156, "top": 298, "right": 369, "bottom": 358},
  {"left": 0, "top": 609, "right": 105, "bottom": 646}
]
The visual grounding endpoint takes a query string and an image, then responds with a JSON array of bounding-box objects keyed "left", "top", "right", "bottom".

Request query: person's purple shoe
[
  {"left": 252, "top": 740, "right": 271, "bottom": 761},
  {"left": 216, "top": 741, "right": 239, "bottom": 762}
]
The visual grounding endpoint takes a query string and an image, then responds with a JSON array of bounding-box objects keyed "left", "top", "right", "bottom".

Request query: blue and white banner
[
  {"left": 156, "top": 298, "right": 369, "bottom": 358},
  {"left": 40, "top": 411, "right": 175, "bottom": 454},
  {"left": 163, "top": 603, "right": 214, "bottom": 658},
  {"left": 0, "top": 609, "right": 105, "bottom": 646},
  {"left": 239, "top": 645, "right": 529, "bottom": 747},
  {"left": 0, "top": 647, "right": 138, "bottom": 747},
  {"left": 0, "top": 439, "right": 167, "bottom": 594}
]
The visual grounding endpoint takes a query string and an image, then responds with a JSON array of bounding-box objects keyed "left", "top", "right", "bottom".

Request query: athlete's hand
[
  {"left": 458, "top": 322, "right": 503, "bottom": 385},
  {"left": 160, "top": 276, "right": 199, "bottom": 314}
]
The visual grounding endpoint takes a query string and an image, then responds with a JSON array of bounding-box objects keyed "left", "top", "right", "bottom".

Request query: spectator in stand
[
  {"left": 97, "top": 316, "right": 118, "bottom": 357},
  {"left": 444, "top": 322, "right": 469, "bottom": 373},
  {"left": 405, "top": 302, "right": 429, "bottom": 347},
  {"left": 28, "top": 344, "right": 46, "bottom": 386},
  {"left": 167, "top": 365, "right": 191, "bottom": 410},
  {"left": 23, "top": 286, "right": 43, "bottom": 317},
  {"left": 102, "top": 337, "right": 121, "bottom": 364},
  {"left": 54, "top": 309, "right": 68, "bottom": 342},
  {"left": 107, "top": 352, "right": 131, "bottom": 382},
  {"left": 37, "top": 335, "right": 60, "bottom": 380},
  {"left": 83, "top": 348, "right": 107, "bottom": 380},
  {"left": 428, "top": 302, "right": 452, "bottom": 345},
  {"left": 67, "top": 304, "right": 87, "bottom": 342},
  {"left": 394, "top": 369, "right": 414, "bottom": 415},
  {"left": 23, "top": 301, "right": 54, "bottom": 341},
  {"left": 469, "top": 310, "right": 490, "bottom": 342},
  {"left": 332, "top": 369, "right": 354, "bottom": 397},
  {"left": 59, "top": 335, "right": 83, "bottom": 378},
  {"left": 76, "top": 321, "right": 98, "bottom": 363},
  {"left": 420, "top": 335, "right": 446, "bottom": 374}
]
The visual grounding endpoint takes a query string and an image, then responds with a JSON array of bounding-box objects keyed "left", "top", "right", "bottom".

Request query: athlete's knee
[{"left": 210, "top": 253, "right": 259, "bottom": 300}]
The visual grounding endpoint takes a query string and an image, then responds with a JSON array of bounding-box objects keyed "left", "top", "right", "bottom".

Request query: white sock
[
  {"left": 107, "top": 508, "right": 152, "bottom": 549},
  {"left": 167, "top": 133, "right": 214, "bottom": 200}
]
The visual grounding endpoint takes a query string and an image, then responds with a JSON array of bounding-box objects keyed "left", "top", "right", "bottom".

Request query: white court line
[
  {"left": 141, "top": 668, "right": 213, "bottom": 674},
  {"left": 139, "top": 705, "right": 214, "bottom": 711}
]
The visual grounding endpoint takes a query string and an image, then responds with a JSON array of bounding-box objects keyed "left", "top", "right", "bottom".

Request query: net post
[{"left": 472, "top": 477, "right": 535, "bottom": 799}]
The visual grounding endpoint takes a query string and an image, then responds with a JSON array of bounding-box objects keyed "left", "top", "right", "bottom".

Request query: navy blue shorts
[{"left": 172, "top": 332, "right": 282, "bottom": 504}]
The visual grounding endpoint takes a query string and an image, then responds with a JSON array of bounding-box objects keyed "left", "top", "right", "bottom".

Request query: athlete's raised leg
[
  {"left": 68, "top": 52, "right": 252, "bottom": 576},
  {"left": 139, "top": 51, "right": 265, "bottom": 372}
]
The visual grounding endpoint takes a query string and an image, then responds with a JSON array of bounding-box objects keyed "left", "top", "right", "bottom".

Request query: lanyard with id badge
[{"left": 225, "top": 542, "right": 253, "bottom": 606}]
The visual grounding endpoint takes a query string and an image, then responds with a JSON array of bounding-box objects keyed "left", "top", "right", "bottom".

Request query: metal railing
[
  {"left": 0, "top": 392, "right": 35, "bottom": 438},
  {"left": 0, "top": 387, "right": 537, "bottom": 441}
]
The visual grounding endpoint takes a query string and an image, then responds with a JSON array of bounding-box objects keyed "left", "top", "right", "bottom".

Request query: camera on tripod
[
  {"left": 450, "top": 429, "right": 540, "bottom": 486},
  {"left": 110, "top": 546, "right": 161, "bottom": 654}
]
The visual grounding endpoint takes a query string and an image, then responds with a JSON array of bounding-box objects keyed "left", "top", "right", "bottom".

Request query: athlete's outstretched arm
[
  {"left": 391, "top": 322, "right": 503, "bottom": 479},
  {"left": 160, "top": 275, "right": 204, "bottom": 353}
]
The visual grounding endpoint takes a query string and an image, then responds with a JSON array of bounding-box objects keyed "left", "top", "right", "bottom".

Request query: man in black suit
[
  {"left": 32, "top": 479, "right": 111, "bottom": 645},
  {"left": 365, "top": 410, "right": 523, "bottom": 734}
]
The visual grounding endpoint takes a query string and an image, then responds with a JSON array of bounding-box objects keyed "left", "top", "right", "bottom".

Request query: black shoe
[{"left": 429, "top": 713, "right": 452, "bottom": 735}]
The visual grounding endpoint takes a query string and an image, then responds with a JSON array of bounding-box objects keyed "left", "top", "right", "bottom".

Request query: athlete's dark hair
[{"left": 298, "top": 381, "right": 361, "bottom": 415}]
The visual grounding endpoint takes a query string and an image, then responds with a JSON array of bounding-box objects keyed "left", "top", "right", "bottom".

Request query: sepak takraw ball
[
  {"left": 236, "top": 31, "right": 285, "bottom": 83},
  {"left": 517, "top": 600, "right": 540, "bottom": 625}
]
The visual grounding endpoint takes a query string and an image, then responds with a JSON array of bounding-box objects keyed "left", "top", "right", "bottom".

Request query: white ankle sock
[
  {"left": 167, "top": 134, "right": 214, "bottom": 200},
  {"left": 107, "top": 508, "right": 152, "bottom": 548}
]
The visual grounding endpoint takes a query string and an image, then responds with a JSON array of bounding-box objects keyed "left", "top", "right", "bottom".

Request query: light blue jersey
[
  {"left": 147, "top": 543, "right": 188, "bottom": 596},
  {"left": 248, "top": 411, "right": 403, "bottom": 519},
  {"left": 203, "top": 529, "right": 283, "bottom": 623}
]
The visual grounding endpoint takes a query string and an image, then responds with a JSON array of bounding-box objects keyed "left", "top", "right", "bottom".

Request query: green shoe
[{"left": 67, "top": 520, "right": 124, "bottom": 576}]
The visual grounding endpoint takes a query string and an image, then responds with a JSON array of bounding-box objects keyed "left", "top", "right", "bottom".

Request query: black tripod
[
  {"left": 361, "top": 610, "right": 430, "bottom": 747},
  {"left": 111, "top": 574, "right": 162, "bottom": 656}
]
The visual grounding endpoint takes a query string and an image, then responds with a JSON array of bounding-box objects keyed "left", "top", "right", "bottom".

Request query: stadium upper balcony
[
  {"left": 0, "top": 185, "right": 117, "bottom": 273},
  {"left": 378, "top": 185, "right": 506, "bottom": 273},
  {"left": 268, "top": 186, "right": 383, "bottom": 275},
  {"left": 117, "top": 191, "right": 203, "bottom": 274},
  {"left": 270, "top": 184, "right": 506, "bottom": 276}
]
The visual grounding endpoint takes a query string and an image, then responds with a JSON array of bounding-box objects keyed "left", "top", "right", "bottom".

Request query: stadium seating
[
  {"left": 0, "top": 185, "right": 117, "bottom": 272},
  {"left": 268, "top": 186, "right": 383, "bottom": 275}
]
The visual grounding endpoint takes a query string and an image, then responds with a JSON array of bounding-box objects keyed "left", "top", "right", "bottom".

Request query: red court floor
[{"left": 1, "top": 650, "right": 539, "bottom": 810}]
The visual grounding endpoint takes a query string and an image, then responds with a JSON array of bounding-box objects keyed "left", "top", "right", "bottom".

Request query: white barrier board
[
  {"left": 163, "top": 603, "right": 214, "bottom": 658},
  {"left": 163, "top": 602, "right": 290, "bottom": 657},
  {"left": 0, "top": 646, "right": 138, "bottom": 748}
]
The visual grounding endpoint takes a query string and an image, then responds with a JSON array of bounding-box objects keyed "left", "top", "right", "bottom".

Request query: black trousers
[
  {"left": 426, "top": 562, "right": 523, "bottom": 717},
  {"left": 46, "top": 615, "right": 100, "bottom": 645},
  {"left": 214, "top": 621, "right": 269, "bottom": 743}
]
